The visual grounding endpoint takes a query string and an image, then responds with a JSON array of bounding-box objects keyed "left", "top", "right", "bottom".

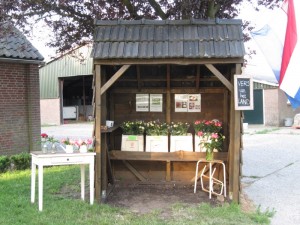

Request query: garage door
[{"left": 243, "top": 89, "right": 264, "bottom": 124}]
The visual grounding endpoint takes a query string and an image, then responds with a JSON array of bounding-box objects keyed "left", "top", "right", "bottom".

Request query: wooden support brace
[
  {"left": 122, "top": 160, "right": 146, "bottom": 182},
  {"left": 101, "top": 65, "right": 130, "bottom": 95}
]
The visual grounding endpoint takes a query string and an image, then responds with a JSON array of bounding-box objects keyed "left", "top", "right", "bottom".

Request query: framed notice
[
  {"left": 175, "top": 94, "right": 188, "bottom": 112},
  {"left": 136, "top": 94, "right": 149, "bottom": 112},
  {"left": 187, "top": 94, "right": 201, "bottom": 112},
  {"left": 150, "top": 94, "right": 163, "bottom": 112},
  {"left": 234, "top": 75, "right": 253, "bottom": 110}
]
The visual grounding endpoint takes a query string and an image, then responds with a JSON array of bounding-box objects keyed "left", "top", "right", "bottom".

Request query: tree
[{"left": 0, "top": 0, "right": 282, "bottom": 54}]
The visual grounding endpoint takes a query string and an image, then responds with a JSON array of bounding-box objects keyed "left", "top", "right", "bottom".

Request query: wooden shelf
[{"left": 109, "top": 150, "right": 227, "bottom": 162}]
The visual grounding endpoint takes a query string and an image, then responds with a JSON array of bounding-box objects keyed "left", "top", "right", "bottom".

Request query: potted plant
[
  {"left": 40, "top": 133, "right": 58, "bottom": 153},
  {"left": 194, "top": 119, "right": 225, "bottom": 160},
  {"left": 145, "top": 121, "right": 169, "bottom": 152},
  {"left": 120, "top": 121, "right": 145, "bottom": 152},
  {"left": 75, "top": 139, "right": 93, "bottom": 153},
  {"left": 61, "top": 138, "right": 75, "bottom": 153},
  {"left": 169, "top": 122, "right": 193, "bottom": 152}
]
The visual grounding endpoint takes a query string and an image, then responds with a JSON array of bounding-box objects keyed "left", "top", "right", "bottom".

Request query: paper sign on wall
[
  {"left": 150, "top": 94, "right": 163, "bottom": 112},
  {"left": 188, "top": 94, "right": 201, "bottom": 112},
  {"left": 175, "top": 94, "right": 188, "bottom": 112},
  {"left": 175, "top": 94, "right": 201, "bottom": 112},
  {"left": 136, "top": 94, "right": 149, "bottom": 112}
]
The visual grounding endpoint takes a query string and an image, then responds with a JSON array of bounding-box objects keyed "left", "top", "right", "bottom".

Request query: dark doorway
[
  {"left": 244, "top": 89, "right": 264, "bottom": 124},
  {"left": 60, "top": 75, "right": 93, "bottom": 122}
]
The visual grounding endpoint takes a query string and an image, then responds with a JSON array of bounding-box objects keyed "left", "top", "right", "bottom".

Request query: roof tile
[{"left": 92, "top": 19, "right": 245, "bottom": 59}]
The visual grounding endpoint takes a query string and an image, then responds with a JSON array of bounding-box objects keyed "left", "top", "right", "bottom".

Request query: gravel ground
[{"left": 41, "top": 123, "right": 300, "bottom": 224}]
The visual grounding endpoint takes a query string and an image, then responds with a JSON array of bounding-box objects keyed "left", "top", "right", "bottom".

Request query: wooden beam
[
  {"left": 166, "top": 65, "right": 171, "bottom": 123},
  {"left": 205, "top": 64, "right": 234, "bottom": 92},
  {"left": 110, "top": 150, "right": 228, "bottom": 162},
  {"left": 93, "top": 58, "right": 244, "bottom": 66},
  {"left": 100, "top": 65, "right": 130, "bottom": 95},
  {"left": 122, "top": 160, "right": 146, "bottom": 181},
  {"left": 166, "top": 161, "right": 171, "bottom": 182},
  {"left": 110, "top": 88, "right": 227, "bottom": 94},
  {"left": 94, "top": 65, "right": 102, "bottom": 202}
]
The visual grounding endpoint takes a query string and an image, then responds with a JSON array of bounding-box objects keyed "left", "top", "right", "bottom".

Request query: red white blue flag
[
  {"left": 279, "top": 0, "right": 300, "bottom": 108},
  {"left": 251, "top": 0, "right": 300, "bottom": 108}
]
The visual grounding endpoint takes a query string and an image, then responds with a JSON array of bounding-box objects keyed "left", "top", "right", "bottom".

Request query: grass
[
  {"left": 254, "top": 128, "right": 279, "bottom": 134},
  {"left": 0, "top": 166, "right": 273, "bottom": 225}
]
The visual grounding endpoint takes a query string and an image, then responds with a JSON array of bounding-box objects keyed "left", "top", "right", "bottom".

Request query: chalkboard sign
[{"left": 234, "top": 75, "right": 253, "bottom": 110}]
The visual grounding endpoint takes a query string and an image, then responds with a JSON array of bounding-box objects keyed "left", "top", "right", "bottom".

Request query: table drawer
[{"left": 50, "top": 156, "right": 84, "bottom": 165}]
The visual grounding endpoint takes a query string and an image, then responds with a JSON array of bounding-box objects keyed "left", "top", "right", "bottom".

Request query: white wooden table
[{"left": 30, "top": 152, "right": 96, "bottom": 211}]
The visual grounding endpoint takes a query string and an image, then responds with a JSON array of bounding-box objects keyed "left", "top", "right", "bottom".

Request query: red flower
[{"left": 41, "top": 133, "right": 48, "bottom": 138}]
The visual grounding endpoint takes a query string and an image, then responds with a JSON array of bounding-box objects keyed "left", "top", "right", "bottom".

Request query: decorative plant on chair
[{"left": 194, "top": 120, "right": 225, "bottom": 160}]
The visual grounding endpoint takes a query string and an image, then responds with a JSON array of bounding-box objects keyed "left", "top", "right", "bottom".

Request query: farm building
[
  {"left": 242, "top": 79, "right": 300, "bottom": 126},
  {"left": 39, "top": 45, "right": 93, "bottom": 125},
  {"left": 0, "top": 22, "right": 44, "bottom": 155},
  {"left": 91, "top": 19, "right": 245, "bottom": 203}
]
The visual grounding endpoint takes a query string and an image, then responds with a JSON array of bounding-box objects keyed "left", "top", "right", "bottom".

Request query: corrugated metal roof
[
  {"left": 0, "top": 22, "right": 44, "bottom": 61},
  {"left": 39, "top": 45, "right": 93, "bottom": 99},
  {"left": 92, "top": 19, "right": 245, "bottom": 59}
]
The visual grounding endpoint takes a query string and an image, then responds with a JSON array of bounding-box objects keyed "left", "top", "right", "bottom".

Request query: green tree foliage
[{"left": 0, "top": 0, "right": 282, "bottom": 53}]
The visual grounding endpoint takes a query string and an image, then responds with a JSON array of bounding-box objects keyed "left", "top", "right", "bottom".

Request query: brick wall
[{"left": 0, "top": 62, "right": 41, "bottom": 155}]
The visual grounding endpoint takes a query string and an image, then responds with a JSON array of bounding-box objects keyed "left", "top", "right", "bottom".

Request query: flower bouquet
[
  {"left": 145, "top": 121, "right": 169, "bottom": 136},
  {"left": 61, "top": 138, "right": 75, "bottom": 153},
  {"left": 120, "top": 120, "right": 145, "bottom": 135},
  {"left": 40, "top": 133, "right": 58, "bottom": 153},
  {"left": 194, "top": 119, "right": 225, "bottom": 160},
  {"left": 75, "top": 139, "right": 93, "bottom": 153}
]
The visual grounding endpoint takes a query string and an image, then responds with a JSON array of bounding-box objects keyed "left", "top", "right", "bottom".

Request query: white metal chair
[{"left": 194, "top": 159, "right": 226, "bottom": 199}]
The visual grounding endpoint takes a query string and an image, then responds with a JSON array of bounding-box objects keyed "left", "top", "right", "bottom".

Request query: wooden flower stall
[{"left": 91, "top": 19, "right": 245, "bottom": 203}]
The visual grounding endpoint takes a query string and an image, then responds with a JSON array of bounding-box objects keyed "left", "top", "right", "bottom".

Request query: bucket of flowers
[
  {"left": 61, "top": 138, "right": 75, "bottom": 153},
  {"left": 145, "top": 120, "right": 169, "bottom": 152},
  {"left": 169, "top": 122, "right": 193, "bottom": 152},
  {"left": 194, "top": 119, "right": 225, "bottom": 160},
  {"left": 40, "top": 133, "right": 58, "bottom": 153},
  {"left": 120, "top": 120, "right": 145, "bottom": 152},
  {"left": 75, "top": 139, "right": 93, "bottom": 153}
]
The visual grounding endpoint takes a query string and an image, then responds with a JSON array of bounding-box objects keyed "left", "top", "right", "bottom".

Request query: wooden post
[
  {"left": 101, "top": 73, "right": 107, "bottom": 202},
  {"left": 166, "top": 65, "right": 171, "bottom": 123},
  {"left": 228, "top": 64, "right": 242, "bottom": 202},
  {"left": 166, "top": 65, "right": 171, "bottom": 181},
  {"left": 94, "top": 65, "right": 102, "bottom": 202}
]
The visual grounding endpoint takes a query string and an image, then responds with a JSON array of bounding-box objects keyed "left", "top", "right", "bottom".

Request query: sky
[{"left": 27, "top": 2, "right": 286, "bottom": 84}]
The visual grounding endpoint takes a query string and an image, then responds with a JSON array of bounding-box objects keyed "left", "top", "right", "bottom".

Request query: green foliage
[
  {"left": 10, "top": 152, "right": 31, "bottom": 170},
  {"left": 169, "top": 122, "right": 190, "bottom": 136},
  {"left": 121, "top": 120, "right": 145, "bottom": 135},
  {"left": 145, "top": 121, "right": 169, "bottom": 136},
  {"left": 0, "top": 156, "right": 10, "bottom": 173}
]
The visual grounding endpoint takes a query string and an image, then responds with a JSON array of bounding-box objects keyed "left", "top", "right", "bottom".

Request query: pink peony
[
  {"left": 197, "top": 131, "right": 204, "bottom": 137},
  {"left": 211, "top": 133, "right": 219, "bottom": 139}
]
